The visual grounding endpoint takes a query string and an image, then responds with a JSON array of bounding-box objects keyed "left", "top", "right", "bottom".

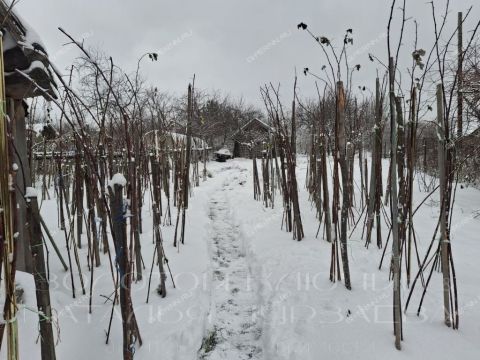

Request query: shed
[{"left": 231, "top": 118, "right": 272, "bottom": 158}]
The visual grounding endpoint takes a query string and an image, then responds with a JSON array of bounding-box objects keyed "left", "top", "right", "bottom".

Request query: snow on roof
[
  {"left": 169, "top": 132, "right": 210, "bottom": 150},
  {"left": 230, "top": 118, "right": 273, "bottom": 141},
  {"left": 13, "top": 11, "right": 48, "bottom": 55},
  {"left": 240, "top": 118, "right": 272, "bottom": 132},
  {"left": 1, "top": 1, "right": 57, "bottom": 99},
  {"left": 1, "top": 1, "right": 47, "bottom": 54}
]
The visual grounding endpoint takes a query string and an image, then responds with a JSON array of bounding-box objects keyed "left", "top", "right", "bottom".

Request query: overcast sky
[{"left": 16, "top": 0, "right": 477, "bottom": 108}]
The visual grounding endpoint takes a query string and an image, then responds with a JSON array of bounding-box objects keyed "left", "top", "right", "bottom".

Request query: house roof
[
  {"left": 1, "top": 1, "right": 57, "bottom": 99},
  {"left": 460, "top": 125, "right": 480, "bottom": 142},
  {"left": 240, "top": 118, "right": 272, "bottom": 132},
  {"left": 144, "top": 130, "right": 211, "bottom": 151},
  {"left": 230, "top": 118, "right": 272, "bottom": 142}
]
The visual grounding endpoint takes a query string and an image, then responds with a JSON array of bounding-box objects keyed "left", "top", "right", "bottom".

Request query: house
[
  {"left": 458, "top": 125, "right": 480, "bottom": 148},
  {"left": 416, "top": 122, "right": 480, "bottom": 184},
  {"left": 457, "top": 126, "right": 480, "bottom": 181},
  {"left": 145, "top": 130, "right": 210, "bottom": 151},
  {"left": 231, "top": 118, "right": 273, "bottom": 158},
  {"left": 142, "top": 130, "right": 211, "bottom": 161}
]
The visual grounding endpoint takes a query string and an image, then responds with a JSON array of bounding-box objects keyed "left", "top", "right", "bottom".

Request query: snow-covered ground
[{"left": 3, "top": 156, "right": 480, "bottom": 359}]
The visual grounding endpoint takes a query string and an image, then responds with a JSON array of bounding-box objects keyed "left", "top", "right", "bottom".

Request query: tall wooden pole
[
  {"left": 180, "top": 84, "right": 193, "bottom": 245},
  {"left": 337, "top": 81, "right": 351, "bottom": 290},
  {"left": 366, "top": 77, "right": 383, "bottom": 248},
  {"left": 389, "top": 57, "right": 402, "bottom": 350},
  {"left": 437, "top": 84, "right": 452, "bottom": 327},
  {"left": 74, "top": 146, "right": 83, "bottom": 248},
  {"left": 13, "top": 99, "right": 33, "bottom": 273},
  {"left": 457, "top": 12, "right": 463, "bottom": 139},
  {"left": 0, "top": 32, "right": 19, "bottom": 360},
  {"left": 109, "top": 176, "right": 141, "bottom": 359},
  {"left": 291, "top": 97, "right": 296, "bottom": 163},
  {"left": 319, "top": 106, "right": 332, "bottom": 244},
  {"left": 26, "top": 195, "right": 56, "bottom": 360}
]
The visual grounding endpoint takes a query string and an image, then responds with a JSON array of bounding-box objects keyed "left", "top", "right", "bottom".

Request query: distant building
[
  {"left": 143, "top": 130, "right": 210, "bottom": 152},
  {"left": 230, "top": 118, "right": 273, "bottom": 158}
]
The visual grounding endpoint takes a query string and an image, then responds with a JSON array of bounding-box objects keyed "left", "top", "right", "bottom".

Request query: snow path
[
  {"left": 199, "top": 174, "right": 263, "bottom": 359},
  {"left": 8, "top": 158, "right": 480, "bottom": 360}
]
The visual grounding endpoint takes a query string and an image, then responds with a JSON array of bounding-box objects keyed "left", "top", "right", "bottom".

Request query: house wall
[{"left": 233, "top": 141, "right": 265, "bottom": 159}]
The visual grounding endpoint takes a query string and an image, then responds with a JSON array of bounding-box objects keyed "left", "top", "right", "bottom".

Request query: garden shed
[{"left": 231, "top": 118, "right": 272, "bottom": 158}]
